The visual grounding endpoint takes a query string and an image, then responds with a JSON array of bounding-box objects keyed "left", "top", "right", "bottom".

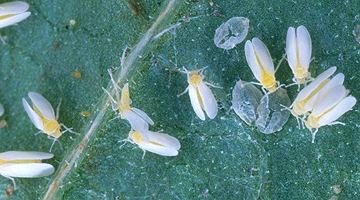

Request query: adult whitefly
[
  {"left": 291, "top": 66, "right": 337, "bottom": 117},
  {"left": 103, "top": 69, "right": 154, "bottom": 132},
  {"left": 0, "top": 1, "right": 31, "bottom": 29},
  {"left": 305, "top": 85, "right": 357, "bottom": 143},
  {"left": 179, "top": 67, "right": 218, "bottom": 121},
  {"left": 214, "top": 17, "right": 249, "bottom": 50},
  {"left": 244, "top": 37, "right": 278, "bottom": 92},
  {"left": 22, "top": 92, "right": 76, "bottom": 152},
  {"left": 0, "top": 151, "right": 55, "bottom": 189},
  {"left": 286, "top": 25, "right": 312, "bottom": 84},
  {"left": 231, "top": 80, "right": 263, "bottom": 125},
  {"left": 126, "top": 130, "right": 181, "bottom": 157},
  {"left": 255, "top": 88, "right": 291, "bottom": 134}
]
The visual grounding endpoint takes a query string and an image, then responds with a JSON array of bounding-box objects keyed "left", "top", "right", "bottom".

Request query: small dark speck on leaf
[
  {"left": 80, "top": 111, "right": 91, "bottom": 118},
  {"left": 0, "top": 119, "right": 8, "bottom": 128},
  {"left": 5, "top": 185, "right": 14, "bottom": 197},
  {"left": 71, "top": 70, "right": 82, "bottom": 79},
  {"left": 53, "top": 41, "right": 61, "bottom": 50},
  {"left": 127, "top": 0, "right": 144, "bottom": 16}
]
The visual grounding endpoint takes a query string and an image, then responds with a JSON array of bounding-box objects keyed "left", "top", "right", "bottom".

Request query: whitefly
[
  {"left": 214, "top": 17, "right": 249, "bottom": 50},
  {"left": 231, "top": 80, "right": 263, "bottom": 125},
  {"left": 255, "top": 88, "right": 291, "bottom": 134}
]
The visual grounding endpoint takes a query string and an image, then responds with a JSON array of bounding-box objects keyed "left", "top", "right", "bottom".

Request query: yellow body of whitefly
[
  {"left": 0, "top": 14, "right": 15, "bottom": 20},
  {"left": 293, "top": 65, "right": 311, "bottom": 84},
  {"left": 33, "top": 106, "right": 61, "bottom": 138},
  {"left": 130, "top": 131, "right": 164, "bottom": 147},
  {"left": 0, "top": 159, "right": 41, "bottom": 164},
  {"left": 188, "top": 71, "right": 205, "bottom": 109},
  {"left": 305, "top": 115, "right": 321, "bottom": 129},
  {"left": 259, "top": 68, "right": 277, "bottom": 93},
  {"left": 253, "top": 50, "right": 277, "bottom": 92},
  {"left": 130, "top": 131, "right": 144, "bottom": 144},
  {"left": 119, "top": 83, "right": 132, "bottom": 118},
  {"left": 291, "top": 80, "right": 329, "bottom": 116}
]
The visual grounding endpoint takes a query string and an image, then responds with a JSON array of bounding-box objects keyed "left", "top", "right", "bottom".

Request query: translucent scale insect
[
  {"left": 0, "top": 151, "right": 54, "bottom": 189},
  {"left": 22, "top": 92, "right": 76, "bottom": 152},
  {"left": 178, "top": 67, "right": 218, "bottom": 121},
  {"left": 286, "top": 25, "right": 313, "bottom": 85},
  {"left": 244, "top": 37, "right": 279, "bottom": 93},
  {"left": 0, "top": 1, "right": 31, "bottom": 29},
  {"left": 103, "top": 69, "right": 154, "bottom": 131}
]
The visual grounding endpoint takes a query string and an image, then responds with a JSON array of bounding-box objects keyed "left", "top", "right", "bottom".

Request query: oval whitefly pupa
[
  {"left": 231, "top": 80, "right": 263, "bottom": 125},
  {"left": 255, "top": 87, "right": 291, "bottom": 134}
]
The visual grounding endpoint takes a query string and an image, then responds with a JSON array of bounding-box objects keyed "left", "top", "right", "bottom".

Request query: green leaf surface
[{"left": 0, "top": 0, "right": 359, "bottom": 199}]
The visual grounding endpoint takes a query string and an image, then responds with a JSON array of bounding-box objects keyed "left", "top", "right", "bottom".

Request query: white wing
[
  {"left": 318, "top": 96, "right": 356, "bottom": 126},
  {"left": 198, "top": 83, "right": 218, "bottom": 119},
  {"left": 286, "top": 27, "right": 297, "bottom": 70},
  {"left": 252, "top": 37, "right": 274, "bottom": 74},
  {"left": 146, "top": 131, "right": 181, "bottom": 150},
  {"left": 22, "top": 98, "right": 44, "bottom": 130},
  {"left": 138, "top": 143, "right": 179, "bottom": 156},
  {"left": 312, "top": 73, "right": 344, "bottom": 103},
  {"left": 312, "top": 85, "right": 347, "bottom": 116},
  {"left": 123, "top": 110, "right": 149, "bottom": 132},
  {"left": 245, "top": 40, "right": 262, "bottom": 81},
  {"left": 0, "top": 11, "right": 31, "bottom": 29},
  {"left": 188, "top": 85, "right": 205, "bottom": 120},
  {"left": 0, "top": 1, "right": 29, "bottom": 15},
  {"left": 0, "top": 151, "right": 53, "bottom": 161},
  {"left": 295, "top": 66, "right": 336, "bottom": 101},
  {"left": 297, "top": 25, "right": 312, "bottom": 71},
  {"left": 303, "top": 73, "right": 345, "bottom": 111},
  {"left": 28, "top": 92, "right": 56, "bottom": 120},
  {"left": 131, "top": 107, "right": 154, "bottom": 126},
  {"left": 0, "top": 163, "right": 54, "bottom": 178}
]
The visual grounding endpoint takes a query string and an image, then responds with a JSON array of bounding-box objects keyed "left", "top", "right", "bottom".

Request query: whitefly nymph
[
  {"left": 0, "top": 1, "right": 31, "bottom": 29},
  {"left": 0, "top": 151, "right": 54, "bottom": 189},
  {"left": 22, "top": 92, "right": 76, "bottom": 152},
  {"left": 178, "top": 67, "right": 218, "bottom": 121}
]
